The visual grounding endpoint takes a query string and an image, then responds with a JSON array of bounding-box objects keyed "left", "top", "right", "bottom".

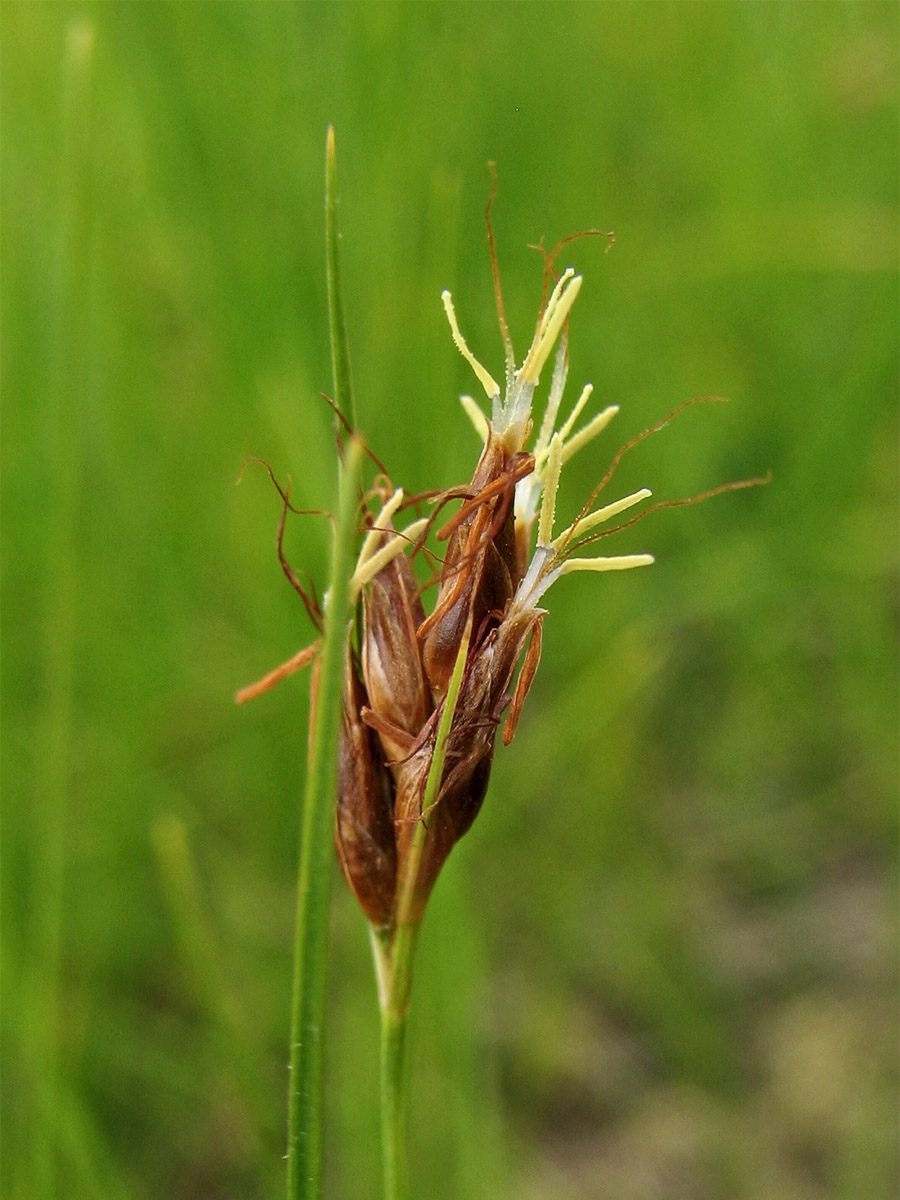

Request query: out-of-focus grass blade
[{"left": 25, "top": 19, "right": 95, "bottom": 1200}]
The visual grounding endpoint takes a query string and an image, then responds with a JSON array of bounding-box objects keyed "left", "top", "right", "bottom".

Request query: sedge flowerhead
[{"left": 237, "top": 219, "right": 765, "bottom": 932}]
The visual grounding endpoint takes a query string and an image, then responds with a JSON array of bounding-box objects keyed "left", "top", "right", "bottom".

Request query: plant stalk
[
  {"left": 380, "top": 1009, "right": 409, "bottom": 1200},
  {"left": 286, "top": 435, "right": 363, "bottom": 1200},
  {"left": 325, "top": 125, "right": 355, "bottom": 426},
  {"left": 376, "top": 922, "right": 416, "bottom": 1200}
]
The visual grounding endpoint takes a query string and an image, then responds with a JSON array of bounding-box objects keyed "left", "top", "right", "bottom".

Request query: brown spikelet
[
  {"left": 393, "top": 605, "right": 540, "bottom": 921},
  {"left": 421, "top": 436, "right": 532, "bottom": 695},
  {"left": 362, "top": 553, "right": 432, "bottom": 764},
  {"left": 334, "top": 651, "right": 397, "bottom": 928}
]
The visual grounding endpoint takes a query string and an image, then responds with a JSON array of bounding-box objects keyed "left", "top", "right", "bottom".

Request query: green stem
[
  {"left": 325, "top": 125, "right": 355, "bottom": 426},
  {"left": 286, "top": 435, "right": 364, "bottom": 1200},
  {"left": 377, "top": 924, "right": 417, "bottom": 1200},
  {"left": 380, "top": 1010, "right": 408, "bottom": 1200}
]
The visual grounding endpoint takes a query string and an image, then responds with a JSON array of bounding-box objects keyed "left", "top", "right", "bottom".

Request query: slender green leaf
[
  {"left": 286, "top": 434, "right": 363, "bottom": 1200},
  {"left": 325, "top": 125, "right": 356, "bottom": 427}
]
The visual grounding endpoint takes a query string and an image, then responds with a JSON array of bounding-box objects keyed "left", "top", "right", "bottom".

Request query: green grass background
[{"left": 2, "top": 3, "right": 897, "bottom": 1198}]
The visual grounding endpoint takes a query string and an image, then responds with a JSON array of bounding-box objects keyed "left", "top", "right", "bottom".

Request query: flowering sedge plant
[{"left": 238, "top": 136, "right": 765, "bottom": 1200}]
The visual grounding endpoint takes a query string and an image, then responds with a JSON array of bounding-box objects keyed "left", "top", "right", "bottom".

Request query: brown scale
[
  {"left": 334, "top": 652, "right": 398, "bottom": 929},
  {"left": 361, "top": 551, "right": 433, "bottom": 767},
  {"left": 420, "top": 435, "right": 534, "bottom": 697}
]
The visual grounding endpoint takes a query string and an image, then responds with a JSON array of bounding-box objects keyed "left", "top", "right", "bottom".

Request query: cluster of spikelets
[
  {"left": 237, "top": 241, "right": 679, "bottom": 932},
  {"left": 335, "top": 263, "right": 664, "bottom": 928}
]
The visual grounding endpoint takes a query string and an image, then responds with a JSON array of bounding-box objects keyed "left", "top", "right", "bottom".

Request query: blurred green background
[{"left": 2, "top": 3, "right": 897, "bottom": 1198}]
